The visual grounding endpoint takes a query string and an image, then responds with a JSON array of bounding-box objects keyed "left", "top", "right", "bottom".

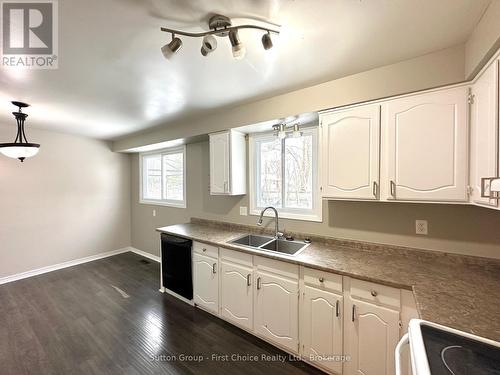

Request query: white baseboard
[
  {"left": 0, "top": 247, "right": 131, "bottom": 285},
  {"left": 129, "top": 247, "right": 160, "bottom": 263}
]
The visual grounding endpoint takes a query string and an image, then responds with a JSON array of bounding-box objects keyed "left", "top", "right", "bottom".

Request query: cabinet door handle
[
  {"left": 352, "top": 304, "right": 356, "bottom": 322},
  {"left": 212, "top": 263, "right": 217, "bottom": 274},
  {"left": 335, "top": 300, "right": 340, "bottom": 317},
  {"left": 373, "top": 181, "right": 378, "bottom": 197},
  {"left": 371, "top": 290, "right": 378, "bottom": 297},
  {"left": 256, "top": 277, "right": 261, "bottom": 290},
  {"left": 390, "top": 180, "right": 396, "bottom": 197},
  {"left": 223, "top": 181, "right": 228, "bottom": 192},
  {"left": 247, "top": 274, "right": 251, "bottom": 287}
]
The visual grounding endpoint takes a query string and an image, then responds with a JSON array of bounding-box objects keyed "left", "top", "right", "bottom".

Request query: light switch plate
[
  {"left": 239, "top": 206, "right": 248, "bottom": 216},
  {"left": 415, "top": 220, "right": 428, "bottom": 235}
]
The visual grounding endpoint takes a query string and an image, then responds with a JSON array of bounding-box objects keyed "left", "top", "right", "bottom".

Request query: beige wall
[
  {"left": 115, "top": 44, "right": 465, "bottom": 152},
  {"left": 131, "top": 142, "right": 500, "bottom": 259},
  {"left": 465, "top": 0, "right": 500, "bottom": 78},
  {"left": 0, "top": 126, "right": 131, "bottom": 278}
]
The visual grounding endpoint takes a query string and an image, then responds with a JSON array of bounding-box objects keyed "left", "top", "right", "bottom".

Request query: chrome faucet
[{"left": 257, "top": 206, "right": 283, "bottom": 239}]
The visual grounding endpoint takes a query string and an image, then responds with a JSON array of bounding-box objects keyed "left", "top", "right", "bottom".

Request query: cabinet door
[
  {"left": 193, "top": 253, "right": 218, "bottom": 314},
  {"left": 385, "top": 87, "right": 468, "bottom": 202},
  {"left": 302, "top": 286, "right": 343, "bottom": 374},
  {"left": 254, "top": 270, "right": 299, "bottom": 353},
  {"left": 220, "top": 260, "right": 253, "bottom": 330},
  {"left": 209, "top": 132, "right": 230, "bottom": 194},
  {"left": 344, "top": 298, "right": 400, "bottom": 375},
  {"left": 321, "top": 105, "right": 381, "bottom": 200},
  {"left": 470, "top": 60, "right": 499, "bottom": 208}
]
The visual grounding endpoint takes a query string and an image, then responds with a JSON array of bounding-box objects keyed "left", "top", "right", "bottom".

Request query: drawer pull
[
  {"left": 335, "top": 300, "right": 340, "bottom": 317},
  {"left": 390, "top": 180, "right": 396, "bottom": 197},
  {"left": 318, "top": 277, "right": 325, "bottom": 283},
  {"left": 352, "top": 304, "right": 356, "bottom": 322},
  {"left": 257, "top": 277, "right": 261, "bottom": 290},
  {"left": 247, "top": 274, "right": 251, "bottom": 287},
  {"left": 202, "top": 248, "right": 207, "bottom": 252},
  {"left": 371, "top": 290, "right": 378, "bottom": 297},
  {"left": 212, "top": 263, "right": 217, "bottom": 274}
]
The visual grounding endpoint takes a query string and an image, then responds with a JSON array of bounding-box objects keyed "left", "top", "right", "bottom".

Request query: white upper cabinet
[
  {"left": 321, "top": 104, "right": 381, "bottom": 200},
  {"left": 209, "top": 130, "right": 246, "bottom": 195},
  {"left": 469, "top": 60, "right": 499, "bottom": 208},
  {"left": 383, "top": 86, "right": 468, "bottom": 202}
]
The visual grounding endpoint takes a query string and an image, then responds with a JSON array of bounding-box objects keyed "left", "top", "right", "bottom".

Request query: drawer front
[
  {"left": 220, "top": 247, "right": 253, "bottom": 267},
  {"left": 349, "top": 278, "right": 400, "bottom": 310},
  {"left": 303, "top": 267, "right": 342, "bottom": 294},
  {"left": 193, "top": 241, "right": 218, "bottom": 258}
]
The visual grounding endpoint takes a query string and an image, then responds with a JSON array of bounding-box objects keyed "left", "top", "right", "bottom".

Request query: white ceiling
[{"left": 0, "top": 0, "right": 490, "bottom": 140}]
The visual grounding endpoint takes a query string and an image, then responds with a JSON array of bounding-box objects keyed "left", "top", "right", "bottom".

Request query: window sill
[
  {"left": 139, "top": 199, "right": 186, "bottom": 209},
  {"left": 249, "top": 209, "right": 322, "bottom": 223}
]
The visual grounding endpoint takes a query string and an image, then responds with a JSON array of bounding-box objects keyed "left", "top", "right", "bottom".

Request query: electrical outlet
[
  {"left": 153, "top": 209, "right": 156, "bottom": 217},
  {"left": 239, "top": 206, "right": 248, "bottom": 216},
  {"left": 415, "top": 220, "right": 428, "bottom": 235}
]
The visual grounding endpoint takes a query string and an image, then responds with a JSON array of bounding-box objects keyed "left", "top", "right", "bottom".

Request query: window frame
[
  {"left": 139, "top": 145, "right": 186, "bottom": 208},
  {"left": 249, "top": 127, "right": 322, "bottom": 222}
]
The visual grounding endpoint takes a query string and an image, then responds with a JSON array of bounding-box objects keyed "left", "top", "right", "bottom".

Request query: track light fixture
[
  {"left": 161, "top": 33, "right": 183, "bottom": 59},
  {"left": 160, "top": 14, "right": 279, "bottom": 60},
  {"left": 272, "top": 122, "right": 302, "bottom": 139},
  {"left": 228, "top": 29, "right": 245, "bottom": 60},
  {"left": 201, "top": 35, "right": 217, "bottom": 56}
]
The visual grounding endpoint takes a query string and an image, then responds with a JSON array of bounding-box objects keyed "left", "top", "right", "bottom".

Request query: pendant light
[{"left": 0, "top": 101, "right": 40, "bottom": 162}]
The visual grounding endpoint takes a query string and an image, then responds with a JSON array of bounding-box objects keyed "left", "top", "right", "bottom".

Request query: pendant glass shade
[
  {"left": 0, "top": 101, "right": 40, "bottom": 162},
  {"left": 0, "top": 144, "right": 40, "bottom": 160}
]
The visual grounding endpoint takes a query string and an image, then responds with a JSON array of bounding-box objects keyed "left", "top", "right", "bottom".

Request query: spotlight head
[
  {"left": 262, "top": 32, "right": 273, "bottom": 50},
  {"left": 161, "top": 35, "right": 182, "bottom": 59},
  {"left": 200, "top": 35, "right": 217, "bottom": 56},
  {"left": 228, "top": 29, "right": 246, "bottom": 60}
]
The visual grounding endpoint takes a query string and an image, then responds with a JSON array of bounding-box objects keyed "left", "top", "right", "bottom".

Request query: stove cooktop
[{"left": 421, "top": 325, "right": 500, "bottom": 375}]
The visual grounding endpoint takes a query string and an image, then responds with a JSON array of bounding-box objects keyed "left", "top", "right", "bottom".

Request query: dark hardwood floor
[{"left": 0, "top": 252, "right": 323, "bottom": 375}]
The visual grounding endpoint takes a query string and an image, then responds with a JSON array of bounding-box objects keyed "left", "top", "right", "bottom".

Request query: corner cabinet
[
  {"left": 383, "top": 86, "right": 468, "bottom": 202},
  {"left": 209, "top": 130, "right": 246, "bottom": 195},
  {"left": 469, "top": 59, "right": 499, "bottom": 208},
  {"left": 320, "top": 104, "right": 381, "bottom": 200}
]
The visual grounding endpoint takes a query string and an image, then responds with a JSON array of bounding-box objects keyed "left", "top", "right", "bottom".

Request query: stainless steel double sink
[{"left": 228, "top": 234, "right": 309, "bottom": 256}]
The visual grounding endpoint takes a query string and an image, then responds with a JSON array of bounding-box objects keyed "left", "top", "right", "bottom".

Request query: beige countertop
[{"left": 156, "top": 219, "right": 500, "bottom": 342}]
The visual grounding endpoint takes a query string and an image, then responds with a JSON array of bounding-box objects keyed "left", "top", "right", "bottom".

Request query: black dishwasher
[{"left": 161, "top": 233, "right": 193, "bottom": 300}]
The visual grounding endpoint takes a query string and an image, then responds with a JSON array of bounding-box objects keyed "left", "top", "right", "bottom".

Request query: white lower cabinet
[
  {"left": 301, "top": 267, "right": 344, "bottom": 374},
  {"left": 192, "top": 252, "right": 219, "bottom": 314},
  {"left": 254, "top": 256, "right": 300, "bottom": 353},
  {"left": 220, "top": 248, "right": 253, "bottom": 331},
  {"left": 343, "top": 278, "right": 401, "bottom": 375},
  {"left": 191, "top": 245, "right": 411, "bottom": 375}
]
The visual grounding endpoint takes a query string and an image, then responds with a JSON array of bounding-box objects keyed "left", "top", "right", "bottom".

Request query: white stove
[{"left": 396, "top": 319, "right": 500, "bottom": 375}]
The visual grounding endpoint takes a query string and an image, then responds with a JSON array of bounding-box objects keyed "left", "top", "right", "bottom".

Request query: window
[
  {"left": 249, "top": 127, "right": 321, "bottom": 222},
  {"left": 140, "top": 146, "right": 186, "bottom": 208}
]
